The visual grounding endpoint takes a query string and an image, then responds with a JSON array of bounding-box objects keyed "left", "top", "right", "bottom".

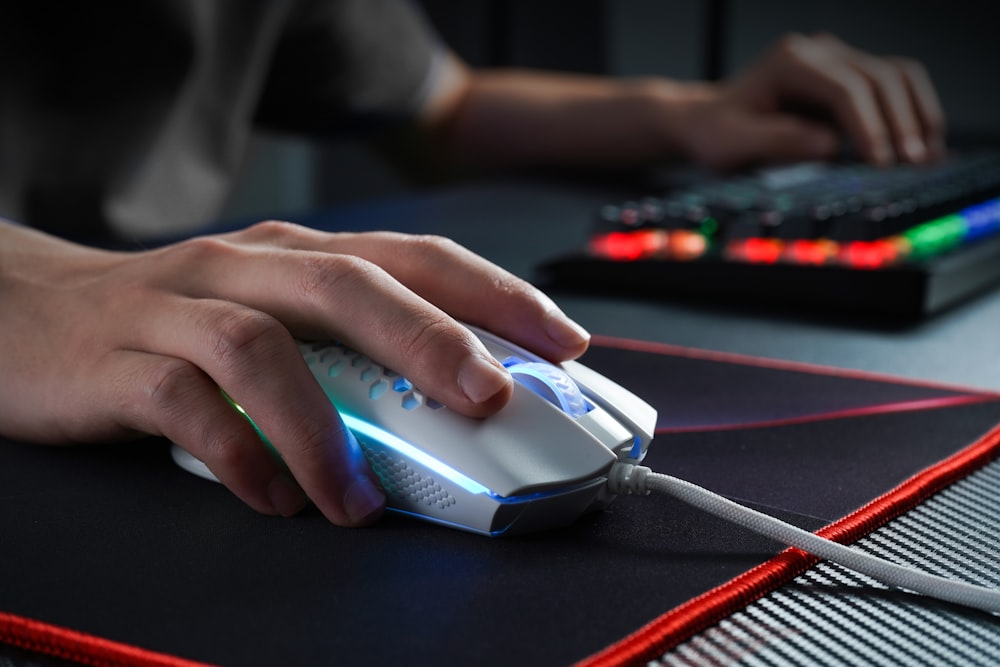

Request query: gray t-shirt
[{"left": 0, "top": 0, "right": 443, "bottom": 241}]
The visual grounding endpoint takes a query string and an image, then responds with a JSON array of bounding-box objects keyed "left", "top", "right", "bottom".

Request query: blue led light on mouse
[{"left": 172, "top": 324, "right": 657, "bottom": 536}]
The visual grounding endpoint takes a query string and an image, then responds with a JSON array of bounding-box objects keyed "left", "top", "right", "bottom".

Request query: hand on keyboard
[{"left": 674, "top": 33, "right": 946, "bottom": 171}]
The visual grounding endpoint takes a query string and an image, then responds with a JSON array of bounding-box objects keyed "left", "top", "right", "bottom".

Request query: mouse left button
[{"left": 505, "top": 360, "right": 592, "bottom": 418}]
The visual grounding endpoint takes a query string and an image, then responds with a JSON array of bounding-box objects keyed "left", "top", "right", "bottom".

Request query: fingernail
[
  {"left": 268, "top": 473, "right": 308, "bottom": 517},
  {"left": 343, "top": 476, "right": 385, "bottom": 524},
  {"left": 543, "top": 309, "right": 590, "bottom": 349},
  {"left": 458, "top": 354, "right": 511, "bottom": 404}
]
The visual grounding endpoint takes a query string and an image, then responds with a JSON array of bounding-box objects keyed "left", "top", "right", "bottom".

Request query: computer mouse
[{"left": 172, "top": 324, "right": 657, "bottom": 536}]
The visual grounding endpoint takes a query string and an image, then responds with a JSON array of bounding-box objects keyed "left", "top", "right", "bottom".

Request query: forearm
[
  {"left": 441, "top": 69, "right": 718, "bottom": 169},
  {"left": 0, "top": 218, "right": 109, "bottom": 282},
  {"left": 423, "top": 32, "right": 946, "bottom": 174}
]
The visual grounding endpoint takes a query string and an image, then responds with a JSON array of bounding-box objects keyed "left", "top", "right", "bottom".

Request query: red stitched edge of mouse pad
[
  {"left": 0, "top": 612, "right": 215, "bottom": 667},
  {"left": 2, "top": 337, "right": 1000, "bottom": 667},
  {"left": 575, "top": 337, "right": 1000, "bottom": 667},
  {"left": 576, "top": 422, "right": 1000, "bottom": 667}
]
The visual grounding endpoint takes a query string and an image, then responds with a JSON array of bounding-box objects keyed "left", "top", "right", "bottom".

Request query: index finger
[
  {"left": 231, "top": 224, "right": 592, "bottom": 362},
  {"left": 891, "top": 56, "right": 947, "bottom": 159},
  {"left": 173, "top": 233, "right": 516, "bottom": 418},
  {"left": 752, "top": 34, "right": 899, "bottom": 164}
]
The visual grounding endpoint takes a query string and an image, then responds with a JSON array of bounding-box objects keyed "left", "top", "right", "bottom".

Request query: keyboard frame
[
  {"left": 539, "top": 152, "right": 1000, "bottom": 319},
  {"left": 537, "top": 231, "right": 1000, "bottom": 319}
]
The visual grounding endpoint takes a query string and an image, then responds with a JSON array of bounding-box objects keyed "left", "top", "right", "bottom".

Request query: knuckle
[
  {"left": 407, "top": 233, "right": 462, "bottom": 256},
  {"left": 144, "top": 359, "right": 206, "bottom": 416},
  {"left": 286, "top": 418, "right": 335, "bottom": 465},
  {"left": 245, "top": 219, "right": 302, "bottom": 240},
  {"left": 774, "top": 32, "right": 807, "bottom": 56},
  {"left": 811, "top": 31, "right": 842, "bottom": 47},
  {"left": 489, "top": 270, "right": 533, "bottom": 301},
  {"left": 772, "top": 32, "right": 831, "bottom": 64},
  {"left": 206, "top": 309, "right": 285, "bottom": 371},
  {"left": 399, "top": 315, "right": 465, "bottom": 362},
  {"left": 772, "top": 32, "right": 847, "bottom": 69},
  {"left": 394, "top": 233, "right": 467, "bottom": 269},
  {"left": 361, "top": 229, "right": 409, "bottom": 244},
  {"left": 828, "top": 68, "right": 870, "bottom": 106},
  {"left": 167, "top": 235, "right": 240, "bottom": 265},
  {"left": 199, "top": 426, "right": 250, "bottom": 471},
  {"left": 865, "top": 59, "right": 901, "bottom": 88},
  {"left": 889, "top": 56, "right": 924, "bottom": 78},
  {"left": 267, "top": 411, "right": 344, "bottom": 484},
  {"left": 294, "top": 253, "right": 382, "bottom": 303}
]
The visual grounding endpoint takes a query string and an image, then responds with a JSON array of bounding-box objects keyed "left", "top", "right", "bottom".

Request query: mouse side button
[
  {"left": 574, "top": 408, "right": 636, "bottom": 457},
  {"left": 560, "top": 359, "right": 656, "bottom": 457}
]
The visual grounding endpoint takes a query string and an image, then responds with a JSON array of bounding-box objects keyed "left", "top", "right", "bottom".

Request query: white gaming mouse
[{"left": 172, "top": 325, "right": 657, "bottom": 536}]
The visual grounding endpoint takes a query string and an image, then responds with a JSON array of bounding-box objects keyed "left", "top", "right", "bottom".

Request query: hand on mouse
[
  {"left": 0, "top": 220, "right": 590, "bottom": 527},
  {"left": 657, "top": 33, "right": 946, "bottom": 170}
]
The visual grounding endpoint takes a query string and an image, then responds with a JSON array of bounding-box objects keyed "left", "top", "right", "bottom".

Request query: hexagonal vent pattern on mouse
[
  {"left": 300, "top": 341, "right": 444, "bottom": 411},
  {"left": 362, "top": 446, "right": 456, "bottom": 510}
]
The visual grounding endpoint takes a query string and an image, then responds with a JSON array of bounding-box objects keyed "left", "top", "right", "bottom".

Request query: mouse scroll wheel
[{"left": 506, "top": 361, "right": 591, "bottom": 418}]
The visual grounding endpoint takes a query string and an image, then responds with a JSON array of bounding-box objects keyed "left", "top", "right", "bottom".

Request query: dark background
[
  {"left": 224, "top": 0, "right": 1000, "bottom": 221},
  {"left": 419, "top": 0, "right": 999, "bottom": 141}
]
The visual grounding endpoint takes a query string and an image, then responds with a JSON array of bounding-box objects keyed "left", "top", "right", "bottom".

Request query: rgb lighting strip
[{"left": 590, "top": 197, "right": 1000, "bottom": 270}]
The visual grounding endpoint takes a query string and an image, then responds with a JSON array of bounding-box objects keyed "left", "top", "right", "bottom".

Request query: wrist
[
  {"left": 629, "top": 78, "right": 721, "bottom": 161},
  {"left": 1, "top": 219, "right": 118, "bottom": 283}
]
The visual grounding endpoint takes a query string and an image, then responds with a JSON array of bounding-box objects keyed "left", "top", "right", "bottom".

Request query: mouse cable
[{"left": 607, "top": 462, "right": 1000, "bottom": 615}]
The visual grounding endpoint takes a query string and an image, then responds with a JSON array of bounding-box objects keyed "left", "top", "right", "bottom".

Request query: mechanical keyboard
[{"left": 537, "top": 150, "right": 1000, "bottom": 318}]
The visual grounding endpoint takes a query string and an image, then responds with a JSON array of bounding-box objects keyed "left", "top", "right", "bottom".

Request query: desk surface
[
  {"left": 299, "top": 179, "right": 1000, "bottom": 391},
  {"left": 5, "top": 179, "right": 1000, "bottom": 667}
]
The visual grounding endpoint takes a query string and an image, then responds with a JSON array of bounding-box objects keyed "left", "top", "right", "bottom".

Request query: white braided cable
[{"left": 608, "top": 462, "right": 1000, "bottom": 614}]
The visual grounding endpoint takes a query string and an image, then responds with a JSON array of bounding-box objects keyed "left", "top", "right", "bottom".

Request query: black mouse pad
[{"left": 3, "top": 339, "right": 1000, "bottom": 667}]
